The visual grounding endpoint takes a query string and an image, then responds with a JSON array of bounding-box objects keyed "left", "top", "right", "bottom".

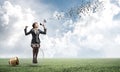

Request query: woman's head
[{"left": 32, "top": 22, "right": 39, "bottom": 28}]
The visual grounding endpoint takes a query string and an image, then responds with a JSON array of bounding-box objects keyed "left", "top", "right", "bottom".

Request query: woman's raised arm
[{"left": 24, "top": 26, "right": 31, "bottom": 35}]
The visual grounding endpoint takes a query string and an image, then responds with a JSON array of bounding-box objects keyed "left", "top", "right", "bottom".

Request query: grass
[{"left": 0, "top": 58, "right": 120, "bottom": 72}]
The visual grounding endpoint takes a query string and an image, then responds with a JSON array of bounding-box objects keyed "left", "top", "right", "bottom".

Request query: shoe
[
  {"left": 33, "top": 57, "right": 38, "bottom": 64},
  {"left": 34, "top": 58, "right": 38, "bottom": 63}
]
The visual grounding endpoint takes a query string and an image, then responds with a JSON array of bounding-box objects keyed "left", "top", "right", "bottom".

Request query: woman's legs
[
  {"left": 34, "top": 47, "right": 39, "bottom": 63},
  {"left": 33, "top": 47, "right": 39, "bottom": 63},
  {"left": 32, "top": 44, "right": 40, "bottom": 63},
  {"left": 35, "top": 47, "right": 39, "bottom": 58},
  {"left": 32, "top": 47, "right": 36, "bottom": 63}
]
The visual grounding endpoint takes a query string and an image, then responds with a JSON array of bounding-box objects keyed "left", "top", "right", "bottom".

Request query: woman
[{"left": 24, "top": 22, "right": 47, "bottom": 63}]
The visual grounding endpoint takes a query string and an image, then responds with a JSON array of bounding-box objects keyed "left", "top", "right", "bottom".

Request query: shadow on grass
[
  {"left": 28, "top": 64, "right": 41, "bottom": 67},
  {"left": 24, "top": 64, "right": 50, "bottom": 68}
]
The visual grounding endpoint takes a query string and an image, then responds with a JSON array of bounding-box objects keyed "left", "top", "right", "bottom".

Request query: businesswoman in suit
[{"left": 24, "top": 22, "right": 47, "bottom": 63}]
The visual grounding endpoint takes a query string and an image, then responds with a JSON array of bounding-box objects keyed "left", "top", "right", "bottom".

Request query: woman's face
[{"left": 34, "top": 23, "right": 39, "bottom": 28}]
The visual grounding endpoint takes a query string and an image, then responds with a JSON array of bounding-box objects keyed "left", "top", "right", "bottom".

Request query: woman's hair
[{"left": 32, "top": 22, "right": 38, "bottom": 28}]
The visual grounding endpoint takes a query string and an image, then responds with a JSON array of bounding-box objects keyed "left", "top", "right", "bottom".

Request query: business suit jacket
[{"left": 24, "top": 28, "right": 47, "bottom": 44}]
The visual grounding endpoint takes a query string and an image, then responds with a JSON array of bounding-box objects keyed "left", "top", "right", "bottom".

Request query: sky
[{"left": 0, "top": 0, "right": 120, "bottom": 58}]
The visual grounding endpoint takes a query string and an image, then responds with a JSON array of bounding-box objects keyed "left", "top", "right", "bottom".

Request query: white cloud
[
  {"left": 53, "top": 11, "right": 64, "bottom": 20},
  {"left": 115, "top": 35, "right": 120, "bottom": 44},
  {"left": 0, "top": 0, "right": 53, "bottom": 58},
  {"left": 71, "top": 0, "right": 120, "bottom": 58},
  {"left": 41, "top": 0, "right": 120, "bottom": 58},
  {"left": 1, "top": 14, "right": 9, "bottom": 26},
  {"left": 1, "top": 0, "right": 120, "bottom": 58}
]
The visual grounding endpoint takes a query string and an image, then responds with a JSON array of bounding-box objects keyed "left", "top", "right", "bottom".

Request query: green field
[{"left": 0, "top": 58, "right": 120, "bottom": 72}]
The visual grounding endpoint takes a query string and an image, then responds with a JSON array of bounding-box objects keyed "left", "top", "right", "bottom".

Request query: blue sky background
[
  {"left": 41, "top": 0, "right": 82, "bottom": 10},
  {"left": 0, "top": 0, "right": 120, "bottom": 58}
]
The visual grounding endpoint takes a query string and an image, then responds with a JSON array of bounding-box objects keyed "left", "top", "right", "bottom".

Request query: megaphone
[
  {"left": 40, "top": 23, "right": 42, "bottom": 25},
  {"left": 40, "top": 19, "right": 47, "bottom": 25}
]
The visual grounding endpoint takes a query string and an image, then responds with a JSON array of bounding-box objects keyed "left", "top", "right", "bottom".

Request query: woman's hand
[
  {"left": 25, "top": 26, "right": 28, "bottom": 29},
  {"left": 40, "top": 19, "right": 46, "bottom": 29}
]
